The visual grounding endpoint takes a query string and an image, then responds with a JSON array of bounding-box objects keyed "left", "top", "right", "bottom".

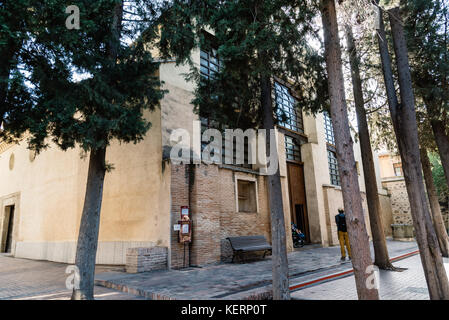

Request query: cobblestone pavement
[
  {"left": 95, "top": 240, "right": 418, "bottom": 299},
  {"left": 291, "top": 255, "right": 449, "bottom": 300},
  {"left": 0, "top": 254, "right": 143, "bottom": 300}
]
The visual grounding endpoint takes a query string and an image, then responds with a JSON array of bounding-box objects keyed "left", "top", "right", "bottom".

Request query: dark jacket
[{"left": 335, "top": 212, "right": 347, "bottom": 232}]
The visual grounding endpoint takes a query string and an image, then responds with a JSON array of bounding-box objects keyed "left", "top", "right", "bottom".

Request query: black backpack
[{"left": 336, "top": 213, "right": 347, "bottom": 232}]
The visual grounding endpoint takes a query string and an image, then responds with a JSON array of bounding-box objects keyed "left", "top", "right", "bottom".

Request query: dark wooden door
[
  {"left": 5, "top": 205, "right": 15, "bottom": 253},
  {"left": 287, "top": 163, "right": 310, "bottom": 243}
]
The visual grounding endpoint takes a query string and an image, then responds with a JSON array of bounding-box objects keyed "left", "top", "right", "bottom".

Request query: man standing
[{"left": 335, "top": 208, "right": 351, "bottom": 261}]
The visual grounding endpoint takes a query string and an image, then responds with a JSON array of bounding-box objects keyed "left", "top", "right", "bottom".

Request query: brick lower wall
[
  {"left": 126, "top": 247, "right": 168, "bottom": 273},
  {"left": 169, "top": 163, "right": 273, "bottom": 267},
  {"left": 169, "top": 165, "right": 190, "bottom": 269},
  {"left": 217, "top": 170, "right": 271, "bottom": 263}
]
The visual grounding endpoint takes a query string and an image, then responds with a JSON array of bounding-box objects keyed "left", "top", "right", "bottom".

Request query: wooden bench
[{"left": 226, "top": 235, "right": 272, "bottom": 263}]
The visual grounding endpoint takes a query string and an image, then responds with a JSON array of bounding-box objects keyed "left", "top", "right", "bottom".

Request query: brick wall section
[
  {"left": 126, "top": 247, "right": 168, "bottom": 273},
  {"left": 170, "top": 163, "right": 273, "bottom": 267},
  {"left": 218, "top": 171, "right": 271, "bottom": 262},
  {"left": 189, "top": 164, "right": 221, "bottom": 265},
  {"left": 169, "top": 164, "right": 190, "bottom": 269}
]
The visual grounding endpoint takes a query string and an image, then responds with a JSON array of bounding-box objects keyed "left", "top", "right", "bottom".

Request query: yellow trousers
[{"left": 338, "top": 231, "right": 351, "bottom": 258}]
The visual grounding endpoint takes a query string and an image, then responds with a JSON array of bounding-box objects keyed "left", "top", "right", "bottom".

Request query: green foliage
[
  {"left": 0, "top": 0, "right": 38, "bottom": 138},
  {"left": 430, "top": 152, "right": 449, "bottom": 201},
  {"left": 354, "top": 0, "right": 449, "bottom": 151},
  {"left": 4, "top": 0, "right": 165, "bottom": 154},
  {"left": 156, "top": 0, "right": 328, "bottom": 129},
  {"left": 402, "top": 0, "right": 449, "bottom": 116}
]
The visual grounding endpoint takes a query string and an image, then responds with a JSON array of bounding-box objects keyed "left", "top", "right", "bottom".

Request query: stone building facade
[
  {"left": 0, "top": 36, "right": 394, "bottom": 269},
  {"left": 378, "top": 152, "right": 449, "bottom": 238}
]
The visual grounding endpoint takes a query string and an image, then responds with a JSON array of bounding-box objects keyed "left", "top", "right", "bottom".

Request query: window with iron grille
[
  {"left": 200, "top": 47, "right": 222, "bottom": 79},
  {"left": 285, "top": 135, "right": 301, "bottom": 162},
  {"left": 274, "top": 82, "right": 304, "bottom": 134},
  {"left": 324, "top": 111, "right": 340, "bottom": 186},
  {"left": 323, "top": 111, "right": 335, "bottom": 146},
  {"left": 328, "top": 149, "right": 341, "bottom": 186},
  {"left": 200, "top": 117, "right": 251, "bottom": 168}
]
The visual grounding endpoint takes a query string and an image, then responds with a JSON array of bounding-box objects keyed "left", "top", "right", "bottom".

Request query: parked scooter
[{"left": 291, "top": 223, "right": 305, "bottom": 248}]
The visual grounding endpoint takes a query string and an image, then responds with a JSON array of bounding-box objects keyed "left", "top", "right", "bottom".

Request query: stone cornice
[
  {"left": 0, "top": 140, "right": 13, "bottom": 154},
  {"left": 0, "top": 133, "right": 31, "bottom": 154}
]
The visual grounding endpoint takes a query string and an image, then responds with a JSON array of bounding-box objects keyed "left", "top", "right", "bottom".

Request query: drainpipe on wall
[{"left": 188, "top": 163, "right": 195, "bottom": 267}]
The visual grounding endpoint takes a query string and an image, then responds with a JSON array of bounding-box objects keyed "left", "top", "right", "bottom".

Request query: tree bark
[
  {"left": 71, "top": 1, "right": 123, "bottom": 300},
  {"left": 385, "top": 7, "right": 449, "bottom": 299},
  {"left": 430, "top": 119, "right": 449, "bottom": 188},
  {"left": 0, "top": 44, "right": 18, "bottom": 124},
  {"left": 345, "top": 25, "right": 394, "bottom": 270},
  {"left": 320, "top": 0, "right": 379, "bottom": 300},
  {"left": 420, "top": 146, "right": 449, "bottom": 257},
  {"left": 260, "top": 74, "right": 290, "bottom": 300},
  {"left": 71, "top": 147, "right": 107, "bottom": 300}
]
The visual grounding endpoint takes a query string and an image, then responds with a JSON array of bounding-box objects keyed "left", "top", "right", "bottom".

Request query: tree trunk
[
  {"left": 345, "top": 25, "right": 394, "bottom": 270},
  {"left": 0, "top": 44, "right": 18, "bottom": 124},
  {"left": 430, "top": 119, "right": 449, "bottom": 188},
  {"left": 420, "top": 146, "right": 449, "bottom": 257},
  {"left": 385, "top": 7, "right": 449, "bottom": 300},
  {"left": 320, "top": 0, "right": 379, "bottom": 300},
  {"left": 71, "top": 147, "right": 107, "bottom": 300},
  {"left": 72, "top": 1, "right": 123, "bottom": 300},
  {"left": 260, "top": 74, "right": 290, "bottom": 300}
]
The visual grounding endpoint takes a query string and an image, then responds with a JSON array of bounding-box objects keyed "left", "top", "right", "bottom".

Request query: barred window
[
  {"left": 200, "top": 117, "right": 251, "bottom": 168},
  {"left": 323, "top": 111, "right": 335, "bottom": 146},
  {"left": 328, "top": 149, "right": 341, "bottom": 186},
  {"left": 200, "top": 47, "right": 222, "bottom": 79},
  {"left": 324, "top": 111, "right": 340, "bottom": 186},
  {"left": 285, "top": 135, "right": 301, "bottom": 162},
  {"left": 275, "top": 82, "right": 304, "bottom": 133}
]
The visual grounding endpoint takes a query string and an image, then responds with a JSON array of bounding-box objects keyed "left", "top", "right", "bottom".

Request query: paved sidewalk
[
  {"left": 0, "top": 240, "right": 419, "bottom": 300},
  {"left": 95, "top": 240, "right": 418, "bottom": 299},
  {"left": 291, "top": 254, "right": 449, "bottom": 300},
  {"left": 0, "top": 254, "right": 143, "bottom": 300}
]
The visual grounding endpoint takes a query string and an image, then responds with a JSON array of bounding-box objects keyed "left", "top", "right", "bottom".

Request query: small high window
[
  {"left": 200, "top": 47, "right": 222, "bottom": 79},
  {"left": 328, "top": 149, "right": 341, "bottom": 187},
  {"left": 285, "top": 135, "right": 301, "bottom": 162},
  {"left": 393, "top": 163, "right": 403, "bottom": 177}
]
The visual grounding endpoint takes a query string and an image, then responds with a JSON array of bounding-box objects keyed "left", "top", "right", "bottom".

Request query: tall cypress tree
[
  {"left": 320, "top": 0, "right": 379, "bottom": 300},
  {"left": 0, "top": 0, "right": 47, "bottom": 139},
  {"left": 156, "top": 0, "right": 327, "bottom": 299},
  {"left": 345, "top": 24, "right": 395, "bottom": 270},
  {"left": 402, "top": 0, "right": 449, "bottom": 192},
  {"left": 6, "top": 0, "right": 165, "bottom": 299},
  {"left": 374, "top": 1, "right": 449, "bottom": 299}
]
